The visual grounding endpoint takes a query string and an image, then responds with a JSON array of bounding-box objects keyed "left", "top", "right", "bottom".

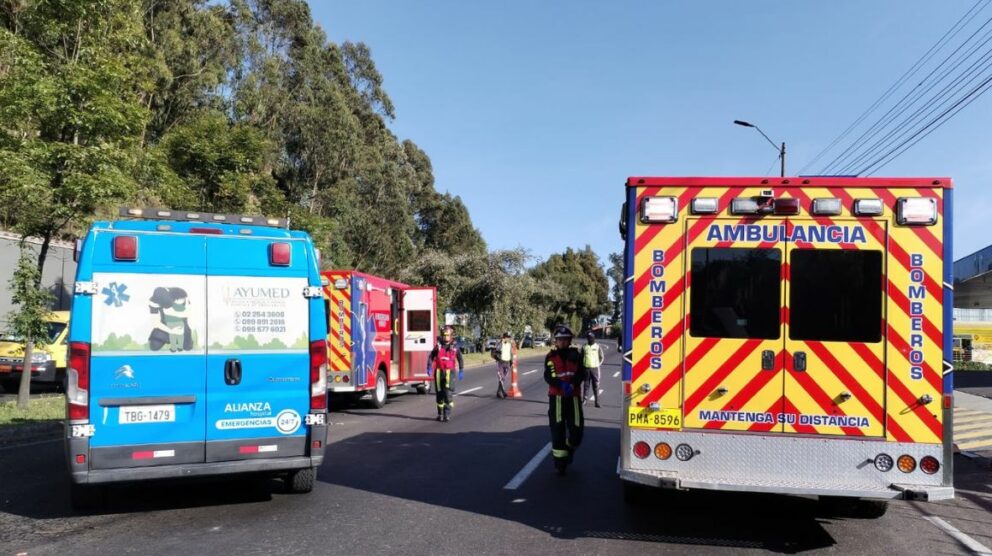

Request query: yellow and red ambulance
[{"left": 619, "top": 176, "right": 953, "bottom": 510}]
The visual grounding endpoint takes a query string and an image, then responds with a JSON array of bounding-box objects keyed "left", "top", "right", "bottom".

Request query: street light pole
[{"left": 733, "top": 120, "right": 786, "bottom": 177}]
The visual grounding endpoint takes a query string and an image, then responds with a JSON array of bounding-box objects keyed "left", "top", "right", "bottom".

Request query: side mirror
[
  {"left": 618, "top": 202, "right": 628, "bottom": 240},
  {"left": 73, "top": 239, "right": 82, "bottom": 263}
]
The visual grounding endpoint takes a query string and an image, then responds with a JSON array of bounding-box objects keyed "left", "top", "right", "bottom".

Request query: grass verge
[
  {"left": 0, "top": 394, "right": 65, "bottom": 425},
  {"left": 462, "top": 346, "right": 551, "bottom": 368}
]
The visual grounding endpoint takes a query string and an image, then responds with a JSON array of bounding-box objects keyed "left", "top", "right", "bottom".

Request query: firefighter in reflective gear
[
  {"left": 427, "top": 326, "right": 464, "bottom": 422},
  {"left": 582, "top": 332, "right": 605, "bottom": 407},
  {"left": 543, "top": 325, "right": 587, "bottom": 475}
]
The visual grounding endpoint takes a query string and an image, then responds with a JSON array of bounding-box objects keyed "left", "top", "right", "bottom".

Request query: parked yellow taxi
[{"left": 0, "top": 311, "right": 70, "bottom": 391}]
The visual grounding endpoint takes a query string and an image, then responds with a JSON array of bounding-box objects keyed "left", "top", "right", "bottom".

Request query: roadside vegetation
[{"left": 0, "top": 1, "right": 615, "bottom": 411}]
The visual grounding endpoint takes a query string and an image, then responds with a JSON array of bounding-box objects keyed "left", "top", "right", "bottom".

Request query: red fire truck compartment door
[{"left": 401, "top": 287, "right": 436, "bottom": 380}]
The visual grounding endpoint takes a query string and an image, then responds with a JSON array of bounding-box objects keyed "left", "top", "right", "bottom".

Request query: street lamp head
[{"left": 733, "top": 120, "right": 754, "bottom": 128}]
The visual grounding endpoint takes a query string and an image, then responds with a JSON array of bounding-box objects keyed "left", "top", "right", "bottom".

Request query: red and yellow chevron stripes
[
  {"left": 628, "top": 181, "right": 946, "bottom": 444},
  {"left": 323, "top": 272, "right": 353, "bottom": 373}
]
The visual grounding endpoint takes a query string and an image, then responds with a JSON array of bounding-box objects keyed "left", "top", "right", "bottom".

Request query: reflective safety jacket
[
  {"left": 428, "top": 342, "right": 463, "bottom": 371},
  {"left": 544, "top": 346, "right": 587, "bottom": 397},
  {"left": 582, "top": 343, "right": 603, "bottom": 368}
]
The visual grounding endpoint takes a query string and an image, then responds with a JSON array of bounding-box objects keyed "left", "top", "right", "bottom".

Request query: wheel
[
  {"left": 818, "top": 496, "right": 889, "bottom": 519},
  {"left": 415, "top": 383, "right": 429, "bottom": 395},
  {"left": 370, "top": 370, "right": 387, "bottom": 408},
  {"left": 285, "top": 467, "right": 315, "bottom": 493},
  {"left": 854, "top": 499, "right": 889, "bottom": 518},
  {"left": 70, "top": 483, "right": 105, "bottom": 510},
  {"left": 622, "top": 480, "right": 651, "bottom": 506}
]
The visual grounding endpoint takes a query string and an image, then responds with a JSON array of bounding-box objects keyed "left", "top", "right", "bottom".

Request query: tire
[
  {"left": 70, "top": 483, "right": 105, "bottom": 510},
  {"left": 622, "top": 480, "right": 651, "bottom": 506},
  {"left": 415, "top": 383, "right": 429, "bottom": 395},
  {"left": 286, "top": 467, "right": 315, "bottom": 494},
  {"left": 818, "top": 496, "right": 889, "bottom": 519},
  {"left": 854, "top": 499, "right": 889, "bottom": 518},
  {"left": 370, "top": 370, "right": 388, "bottom": 408}
]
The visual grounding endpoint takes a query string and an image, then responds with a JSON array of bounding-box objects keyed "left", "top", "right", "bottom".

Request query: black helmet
[
  {"left": 553, "top": 325, "right": 574, "bottom": 339},
  {"left": 586, "top": 332, "right": 595, "bottom": 340},
  {"left": 502, "top": 331, "right": 512, "bottom": 339}
]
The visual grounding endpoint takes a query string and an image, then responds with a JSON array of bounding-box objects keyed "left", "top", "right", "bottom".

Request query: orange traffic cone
[{"left": 506, "top": 361, "right": 523, "bottom": 398}]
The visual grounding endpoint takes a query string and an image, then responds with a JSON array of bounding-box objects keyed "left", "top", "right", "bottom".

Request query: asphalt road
[{"left": 2, "top": 342, "right": 991, "bottom": 555}]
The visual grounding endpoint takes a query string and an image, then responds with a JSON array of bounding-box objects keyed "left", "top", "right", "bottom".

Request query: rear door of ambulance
[
  {"left": 324, "top": 271, "right": 356, "bottom": 390},
  {"left": 204, "top": 235, "right": 312, "bottom": 461},
  {"left": 86, "top": 229, "right": 208, "bottom": 469},
  {"left": 400, "top": 287, "right": 436, "bottom": 381}
]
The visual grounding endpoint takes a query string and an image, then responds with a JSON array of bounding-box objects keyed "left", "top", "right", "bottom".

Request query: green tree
[
  {"left": 530, "top": 246, "right": 611, "bottom": 332},
  {"left": 5, "top": 247, "right": 54, "bottom": 408},
  {"left": 0, "top": 0, "right": 151, "bottom": 275}
]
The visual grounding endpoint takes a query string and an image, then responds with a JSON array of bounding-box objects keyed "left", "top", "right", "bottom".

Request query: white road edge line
[
  {"left": 504, "top": 442, "right": 552, "bottom": 490},
  {"left": 612, "top": 371, "right": 620, "bottom": 378},
  {"left": 523, "top": 369, "right": 539, "bottom": 375},
  {"left": 454, "top": 386, "right": 482, "bottom": 396},
  {"left": 923, "top": 515, "right": 992, "bottom": 555}
]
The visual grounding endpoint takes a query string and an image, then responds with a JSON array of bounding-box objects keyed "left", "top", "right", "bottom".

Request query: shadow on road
[{"left": 318, "top": 425, "right": 846, "bottom": 553}]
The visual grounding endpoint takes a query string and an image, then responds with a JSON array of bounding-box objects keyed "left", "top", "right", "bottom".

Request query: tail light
[
  {"left": 920, "top": 456, "right": 940, "bottom": 475},
  {"left": 873, "top": 453, "right": 894, "bottom": 472},
  {"left": 309, "top": 340, "right": 327, "bottom": 410},
  {"left": 675, "top": 443, "right": 695, "bottom": 461},
  {"left": 67, "top": 342, "right": 91, "bottom": 422},
  {"left": 112, "top": 235, "right": 138, "bottom": 261},
  {"left": 633, "top": 441, "right": 650, "bottom": 459},
  {"left": 897, "top": 454, "right": 917, "bottom": 473},
  {"left": 654, "top": 442, "right": 672, "bottom": 460},
  {"left": 270, "top": 242, "right": 291, "bottom": 266}
]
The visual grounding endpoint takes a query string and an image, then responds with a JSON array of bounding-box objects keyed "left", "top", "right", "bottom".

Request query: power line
[
  {"left": 860, "top": 72, "right": 992, "bottom": 175},
  {"left": 822, "top": 7, "right": 992, "bottom": 174},
  {"left": 799, "top": 0, "right": 988, "bottom": 175},
  {"left": 835, "top": 39, "right": 992, "bottom": 175}
]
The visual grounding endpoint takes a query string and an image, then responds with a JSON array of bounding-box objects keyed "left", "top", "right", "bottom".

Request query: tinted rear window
[
  {"left": 789, "top": 250, "right": 883, "bottom": 343},
  {"left": 689, "top": 248, "right": 781, "bottom": 340}
]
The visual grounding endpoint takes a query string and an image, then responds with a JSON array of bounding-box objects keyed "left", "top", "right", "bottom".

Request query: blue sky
[{"left": 316, "top": 1, "right": 991, "bottom": 266}]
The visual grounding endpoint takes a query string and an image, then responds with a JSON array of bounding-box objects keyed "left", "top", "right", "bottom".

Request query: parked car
[
  {"left": 456, "top": 335, "right": 476, "bottom": 354},
  {"left": 520, "top": 334, "right": 533, "bottom": 348},
  {"left": 0, "top": 311, "right": 70, "bottom": 392},
  {"left": 484, "top": 337, "right": 500, "bottom": 351},
  {"left": 533, "top": 333, "right": 550, "bottom": 347}
]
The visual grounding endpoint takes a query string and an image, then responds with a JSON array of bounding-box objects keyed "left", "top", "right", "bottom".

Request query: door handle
[
  {"left": 793, "top": 352, "right": 807, "bottom": 372},
  {"left": 761, "top": 350, "right": 775, "bottom": 371},
  {"left": 225, "top": 359, "right": 242, "bottom": 386}
]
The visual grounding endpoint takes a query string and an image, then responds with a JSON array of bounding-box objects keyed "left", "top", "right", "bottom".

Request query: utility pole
[{"left": 734, "top": 120, "right": 786, "bottom": 177}]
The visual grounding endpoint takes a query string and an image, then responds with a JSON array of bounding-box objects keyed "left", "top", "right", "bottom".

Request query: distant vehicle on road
[
  {"left": 456, "top": 336, "right": 477, "bottom": 354},
  {"left": 533, "top": 333, "right": 550, "bottom": 347},
  {"left": 0, "top": 311, "right": 70, "bottom": 391},
  {"left": 484, "top": 337, "right": 500, "bottom": 351},
  {"left": 65, "top": 208, "right": 328, "bottom": 508},
  {"left": 321, "top": 270, "right": 436, "bottom": 407}
]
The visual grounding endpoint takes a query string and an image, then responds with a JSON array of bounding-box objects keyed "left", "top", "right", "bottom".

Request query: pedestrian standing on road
[
  {"left": 427, "top": 325, "right": 464, "bottom": 422},
  {"left": 491, "top": 332, "right": 517, "bottom": 398},
  {"left": 544, "top": 325, "right": 587, "bottom": 475},
  {"left": 581, "top": 332, "right": 605, "bottom": 408}
]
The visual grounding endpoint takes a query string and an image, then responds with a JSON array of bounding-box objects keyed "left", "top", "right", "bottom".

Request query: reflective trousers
[
  {"left": 435, "top": 369, "right": 454, "bottom": 417},
  {"left": 548, "top": 395, "right": 584, "bottom": 463}
]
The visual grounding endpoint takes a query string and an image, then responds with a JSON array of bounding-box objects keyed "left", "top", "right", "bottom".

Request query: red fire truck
[{"left": 321, "top": 271, "right": 437, "bottom": 408}]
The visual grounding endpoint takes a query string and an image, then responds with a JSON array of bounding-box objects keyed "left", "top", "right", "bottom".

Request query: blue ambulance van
[{"left": 65, "top": 208, "right": 328, "bottom": 507}]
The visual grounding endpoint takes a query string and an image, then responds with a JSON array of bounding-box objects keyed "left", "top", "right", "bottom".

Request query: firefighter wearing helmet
[
  {"left": 427, "top": 325, "right": 464, "bottom": 422},
  {"left": 543, "top": 325, "right": 588, "bottom": 475}
]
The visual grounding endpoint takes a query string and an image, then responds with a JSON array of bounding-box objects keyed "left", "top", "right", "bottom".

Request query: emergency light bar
[
  {"left": 853, "top": 199, "right": 884, "bottom": 216},
  {"left": 811, "top": 198, "right": 842, "bottom": 216},
  {"left": 690, "top": 198, "right": 719, "bottom": 214},
  {"left": 119, "top": 208, "right": 289, "bottom": 229},
  {"left": 640, "top": 197, "right": 678, "bottom": 223},
  {"left": 896, "top": 197, "right": 938, "bottom": 226}
]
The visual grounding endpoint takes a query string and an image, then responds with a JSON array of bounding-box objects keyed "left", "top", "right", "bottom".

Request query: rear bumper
[
  {"left": 621, "top": 429, "right": 953, "bottom": 501},
  {"left": 619, "top": 468, "right": 954, "bottom": 501},
  {"left": 71, "top": 455, "right": 321, "bottom": 485},
  {"left": 0, "top": 361, "right": 60, "bottom": 383},
  {"left": 67, "top": 422, "right": 327, "bottom": 486}
]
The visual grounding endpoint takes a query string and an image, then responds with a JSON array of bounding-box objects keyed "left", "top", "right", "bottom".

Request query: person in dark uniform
[
  {"left": 427, "top": 325, "right": 464, "bottom": 422},
  {"left": 543, "top": 325, "right": 587, "bottom": 475}
]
